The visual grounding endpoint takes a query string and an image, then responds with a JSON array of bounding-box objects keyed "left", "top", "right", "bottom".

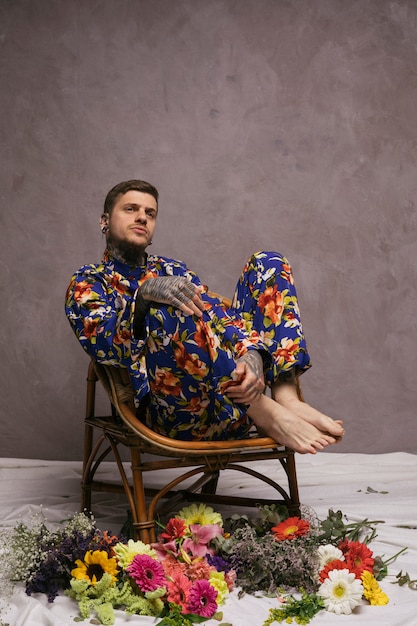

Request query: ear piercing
[{"left": 101, "top": 226, "right": 109, "bottom": 234}]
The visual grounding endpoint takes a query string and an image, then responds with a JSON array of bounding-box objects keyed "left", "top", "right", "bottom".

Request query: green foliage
[
  {"left": 318, "top": 509, "right": 383, "bottom": 544},
  {"left": 263, "top": 589, "right": 325, "bottom": 625},
  {"left": 393, "top": 570, "right": 417, "bottom": 590},
  {"left": 156, "top": 602, "right": 219, "bottom": 625},
  {"left": 65, "top": 574, "right": 166, "bottom": 625}
]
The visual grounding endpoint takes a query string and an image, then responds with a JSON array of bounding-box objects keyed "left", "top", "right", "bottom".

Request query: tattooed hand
[
  {"left": 139, "top": 276, "right": 205, "bottom": 317},
  {"left": 225, "top": 350, "right": 266, "bottom": 405}
]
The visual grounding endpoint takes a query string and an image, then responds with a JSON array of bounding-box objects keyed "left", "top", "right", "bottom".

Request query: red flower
[
  {"left": 159, "top": 518, "right": 187, "bottom": 542},
  {"left": 319, "top": 559, "right": 348, "bottom": 582},
  {"left": 339, "top": 539, "right": 375, "bottom": 578},
  {"left": 272, "top": 517, "right": 310, "bottom": 541}
]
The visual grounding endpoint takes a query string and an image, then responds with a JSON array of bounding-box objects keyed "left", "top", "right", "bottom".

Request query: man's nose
[{"left": 135, "top": 210, "right": 147, "bottom": 222}]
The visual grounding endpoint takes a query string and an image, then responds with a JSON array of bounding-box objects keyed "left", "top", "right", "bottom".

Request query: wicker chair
[{"left": 81, "top": 307, "right": 302, "bottom": 543}]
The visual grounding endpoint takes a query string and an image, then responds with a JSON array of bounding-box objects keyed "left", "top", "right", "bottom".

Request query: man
[{"left": 65, "top": 179, "right": 344, "bottom": 453}]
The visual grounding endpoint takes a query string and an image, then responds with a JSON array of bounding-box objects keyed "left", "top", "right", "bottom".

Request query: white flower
[
  {"left": 317, "top": 544, "right": 345, "bottom": 570},
  {"left": 318, "top": 568, "right": 363, "bottom": 615}
]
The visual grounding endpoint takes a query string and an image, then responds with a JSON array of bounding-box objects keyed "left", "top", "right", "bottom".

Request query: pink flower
[
  {"left": 186, "top": 558, "right": 213, "bottom": 581},
  {"left": 151, "top": 539, "right": 179, "bottom": 559},
  {"left": 162, "top": 554, "right": 187, "bottom": 578},
  {"left": 225, "top": 569, "right": 236, "bottom": 591},
  {"left": 188, "top": 579, "right": 218, "bottom": 617},
  {"left": 181, "top": 524, "right": 223, "bottom": 558},
  {"left": 126, "top": 554, "right": 166, "bottom": 592}
]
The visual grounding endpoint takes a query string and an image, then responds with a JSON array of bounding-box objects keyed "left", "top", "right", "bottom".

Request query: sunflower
[
  {"left": 177, "top": 503, "right": 223, "bottom": 528},
  {"left": 71, "top": 550, "right": 119, "bottom": 586}
]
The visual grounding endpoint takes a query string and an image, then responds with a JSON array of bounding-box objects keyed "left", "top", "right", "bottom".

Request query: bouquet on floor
[{"left": 0, "top": 503, "right": 408, "bottom": 625}]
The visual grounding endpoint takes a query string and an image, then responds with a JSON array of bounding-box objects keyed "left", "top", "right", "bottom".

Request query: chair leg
[
  {"left": 283, "top": 451, "right": 301, "bottom": 515},
  {"left": 81, "top": 422, "right": 94, "bottom": 513},
  {"left": 200, "top": 471, "right": 220, "bottom": 495},
  {"left": 82, "top": 362, "right": 100, "bottom": 513},
  {"left": 130, "top": 446, "right": 155, "bottom": 543}
]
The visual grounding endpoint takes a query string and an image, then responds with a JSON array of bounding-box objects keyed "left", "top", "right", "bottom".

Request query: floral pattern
[{"left": 65, "top": 250, "right": 311, "bottom": 440}]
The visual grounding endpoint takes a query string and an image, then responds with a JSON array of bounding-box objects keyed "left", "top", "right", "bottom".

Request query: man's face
[{"left": 104, "top": 190, "right": 158, "bottom": 251}]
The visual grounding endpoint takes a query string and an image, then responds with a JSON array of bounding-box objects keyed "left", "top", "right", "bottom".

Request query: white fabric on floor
[{"left": 0, "top": 452, "right": 416, "bottom": 626}]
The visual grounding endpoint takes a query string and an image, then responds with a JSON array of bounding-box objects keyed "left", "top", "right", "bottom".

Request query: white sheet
[{"left": 0, "top": 452, "right": 416, "bottom": 626}]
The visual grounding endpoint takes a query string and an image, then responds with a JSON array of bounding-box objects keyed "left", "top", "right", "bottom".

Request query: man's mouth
[{"left": 130, "top": 227, "right": 147, "bottom": 235}]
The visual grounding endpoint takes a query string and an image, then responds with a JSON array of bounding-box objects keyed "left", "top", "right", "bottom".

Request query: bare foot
[
  {"left": 271, "top": 379, "right": 345, "bottom": 440},
  {"left": 246, "top": 394, "right": 340, "bottom": 454},
  {"left": 278, "top": 397, "right": 344, "bottom": 441}
]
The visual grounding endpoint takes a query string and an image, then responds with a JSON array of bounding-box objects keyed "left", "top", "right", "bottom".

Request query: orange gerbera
[
  {"left": 272, "top": 516, "right": 310, "bottom": 541},
  {"left": 319, "top": 559, "right": 349, "bottom": 582},
  {"left": 166, "top": 570, "right": 192, "bottom": 612}
]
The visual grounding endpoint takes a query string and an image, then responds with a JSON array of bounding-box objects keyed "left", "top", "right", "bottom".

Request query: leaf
[{"left": 365, "top": 486, "right": 389, "bottom": 495}]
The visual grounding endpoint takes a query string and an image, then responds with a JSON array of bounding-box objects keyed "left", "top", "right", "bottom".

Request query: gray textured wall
[{"left": 1, "top": 0, "right": 416, "bottom": 460}]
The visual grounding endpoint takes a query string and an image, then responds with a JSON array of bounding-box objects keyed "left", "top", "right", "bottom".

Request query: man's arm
[
  {"left": 65, "top": 267, "right": 140, "bottom": 366},
  {"left": 133, "top": 274, "right": 205, "bottom": 339}
]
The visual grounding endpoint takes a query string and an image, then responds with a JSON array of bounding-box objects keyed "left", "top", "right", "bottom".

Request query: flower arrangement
[
  {"left": 0, "top": 503, "right": 411, "bottom": 625},
  {"left": 214, "top": 505, "right": 408, "bottom": 624}
]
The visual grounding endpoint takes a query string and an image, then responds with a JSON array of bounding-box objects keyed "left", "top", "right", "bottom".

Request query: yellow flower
[
  {"left": 209, "top": 570, "right": 229, "bottom": 604},
  {"left": 71, "top": 550, "right": 119, "bottom": 586},
  {"left": 113, "top": 539, "right": 156, "bottom": 568},
  {"left": 361, "top": 571, "right": 389, "bottom": 605},
  {"left": 176, "top": 504, "right": 223, "bottom": 528}
]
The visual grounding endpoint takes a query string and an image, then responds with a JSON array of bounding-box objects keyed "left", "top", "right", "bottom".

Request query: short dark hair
[{"left": 103, "top": 179, "right": 159, "bottom": 215}]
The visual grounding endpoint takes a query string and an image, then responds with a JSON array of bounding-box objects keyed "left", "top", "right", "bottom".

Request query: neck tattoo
[{"left": 106, "top": 240, "right": 147, "bottom": 268}]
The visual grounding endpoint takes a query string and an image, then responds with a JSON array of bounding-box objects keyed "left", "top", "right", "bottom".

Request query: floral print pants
[{"left": 141, "top": 251, "right": 311, "bottom": 441}]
